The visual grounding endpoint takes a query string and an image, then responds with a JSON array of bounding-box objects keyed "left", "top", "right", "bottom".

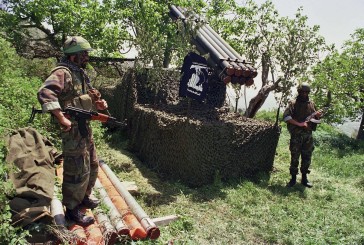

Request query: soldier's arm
[
  {"left": 38, "top": 69, "right": 69, "bottom": 111},
  {"left": 37, "top": 68, "right": 72, "bottom": 130},
  {"left": 52, "top": 108, "right": 72, "bottom": 131},
  {"left": 285, "top": 118, "right": 308, "bottom": 128},
  {"left": 283, "top": 102, "right": 307, "bottom": 128}
]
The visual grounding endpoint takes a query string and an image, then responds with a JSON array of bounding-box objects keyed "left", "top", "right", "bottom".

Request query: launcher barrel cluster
[{"left": 169, "top": 5, "right": 258, "bottom": 85}]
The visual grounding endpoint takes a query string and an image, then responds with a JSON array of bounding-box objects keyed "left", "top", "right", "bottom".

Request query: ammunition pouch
[{"left": 72, "top": 94, "right": 93, "bottom": 111}]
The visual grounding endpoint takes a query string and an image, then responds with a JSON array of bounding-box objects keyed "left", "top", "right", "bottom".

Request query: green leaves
[
  {"left": 0, "top": 37, "right": 56, "bottom": 243},
  {"left": 1, "top": 0, "right": 130, "bottom": 56},
  {"left": 311, "top": 28, "right": 364, "bottom": 124},
  {"left": 206, "top": 0, "right": 327, "bottom": 115}
]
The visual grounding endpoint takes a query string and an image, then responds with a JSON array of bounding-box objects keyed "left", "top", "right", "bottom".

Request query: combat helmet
[
  {"left": 63, "top": 36, "right": 93, "bottom": 54},
  {"left": 297, "top": 82, "right": 311, "bottom": 92}
]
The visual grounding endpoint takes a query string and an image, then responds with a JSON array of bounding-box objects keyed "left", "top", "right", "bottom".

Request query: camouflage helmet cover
[
  {"left": 63, "top": 36, "right": 93, "bottom": 54},
  {"left": 297, "top": 82, "right": 311, "bottom": 92}
]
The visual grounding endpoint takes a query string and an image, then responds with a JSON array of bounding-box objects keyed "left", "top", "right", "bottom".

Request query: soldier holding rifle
[
  {"left": 37, "top": 36, "right": 107, "bottom": 226},
  {"left": 283, "top": 83, "right": 323, "bottom": 188}
]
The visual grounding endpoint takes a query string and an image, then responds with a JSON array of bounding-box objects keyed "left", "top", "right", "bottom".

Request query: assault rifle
[
  {"left": 305, "top": 106, "right": 330, "bottom": 124},
  {"left": 29, "top": 106, "right": 126, "bottom": 137}
]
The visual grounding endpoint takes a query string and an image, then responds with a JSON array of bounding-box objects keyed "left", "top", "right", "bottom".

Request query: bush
[
  {"left": 314, "top": 124, "right": 364, "bottom": 152},
  {"left": 0, "top": 37, "right": 55, "bottom": 244}
]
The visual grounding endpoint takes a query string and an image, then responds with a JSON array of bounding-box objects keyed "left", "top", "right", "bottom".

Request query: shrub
[{"left": 0, "top": 36, "right": 55, "bottom": 244}]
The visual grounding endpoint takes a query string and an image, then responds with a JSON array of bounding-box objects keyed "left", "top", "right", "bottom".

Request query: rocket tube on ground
[
  {"left": 99, "top": 160, "right": 160, "bottom": 239},
  {"left": 98, "top": 166, "right": 148, "bottom": 240},
  {"left": 94, "top": 179, "right": 129, "bottom": 235},
  {"left": 51, "top": 186, "right": 66, "bottom": 226},
  {"left": 84, "top": 210, "right": 104, "bottom": 245},
  {"left": 68, "top": 224, "right": 87, "bottom": 245},
  {"left": 93, "top": 208, "right": 118, "bottom": 245}
]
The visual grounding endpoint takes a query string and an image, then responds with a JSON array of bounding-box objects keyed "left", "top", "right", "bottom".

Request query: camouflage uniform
[
  {"left": 37, "top": 61, "right": 98, "bottom": 210},
  {"left": 283, "top": 98, "right": 317, "bottom": 175}
]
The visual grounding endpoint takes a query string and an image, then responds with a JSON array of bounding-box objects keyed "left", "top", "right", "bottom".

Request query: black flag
[{"left": 179, "top": 52, "right": 209, "bottom": 102}]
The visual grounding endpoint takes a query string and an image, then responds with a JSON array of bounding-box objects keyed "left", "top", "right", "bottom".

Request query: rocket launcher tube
[
  {"left": 195, "top": 32, "right": 235, "bottom": 76},
  {"left": 94, "top": 179, "right": 129, "bottom": 235},
  {"left": 204, "top": 24, "right": 258, "bottom": 78},
  {"left": 97, "top": 166, "right": 147, "bottom": 240},
  {"left": 175, "top": 4, "right": 256, "bottom": 79},
  {"left": 99, "top": 160, "right": 160, "bottom": 239},
  {"left": 198, "top": 28, "right": 242, "bottom": 76},
  {"left": 169, "top": 4, "right": 234, "bottom": 76}
]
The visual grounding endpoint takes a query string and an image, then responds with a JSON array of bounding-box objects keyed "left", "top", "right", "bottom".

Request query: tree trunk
[
  {"left": 244, "top": 52, "right": 278, "bottom": 118},
  {"left": 235, "top": 97, "right": 239, "bottom": 113},
  {"left": 243, "top": 84, "right": 275, "bottom": 118},
  {"left": 356, "top": 110, "right": 364, "bottom": 140},
  {"left": 163, "top": 34, "right": 173, "bottom": 68}
]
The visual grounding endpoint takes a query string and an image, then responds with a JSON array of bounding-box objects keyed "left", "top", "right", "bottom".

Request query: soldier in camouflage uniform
[
  {"left": 37, "top": 36, "right": 108, "bottom": 226},
  {"left": 283, "top": 83, "right": 322, "bottom": 188}
]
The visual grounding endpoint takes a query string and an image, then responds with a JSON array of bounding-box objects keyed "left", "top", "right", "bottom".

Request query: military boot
[
  {"left": 82, "top": 196, "right": 100, "bottom": 209},
  {"left": 301, "top": 174, "right": 313, "bottom": 188},
  {"left": 286, "top": 174, "right": 296, "bottom": 187},
  {"left": 65, "top": 207, "right": 95, "bottom": 226}
]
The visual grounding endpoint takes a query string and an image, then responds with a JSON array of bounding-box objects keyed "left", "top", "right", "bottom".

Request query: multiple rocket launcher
[{"left": 169, "top": 5, "right": 258, "bottom": 86}]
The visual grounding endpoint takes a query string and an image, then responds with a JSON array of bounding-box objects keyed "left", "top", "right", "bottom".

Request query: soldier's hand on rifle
[
  {"left": 59, "top": 117, "right": 72, "bottom": 132},
  {"left": 51, "top": 109, "right": 72, "bottom": 132},
  {"left": 95, "top": 99, "right": 108, "bottom": 111},
  {"left": 315, "top": 110, "right": 323, "bottom": 118},
  {"left": 299, "top": 121, "right": 309, "bottom": 128}
]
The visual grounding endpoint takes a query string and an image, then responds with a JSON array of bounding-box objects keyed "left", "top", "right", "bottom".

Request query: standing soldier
[
  {"left": 37, "top": 36, "right": 108, "bottom": 226},
  {"left": 283, "top": 82, "right": 322, "bottom": 188}
]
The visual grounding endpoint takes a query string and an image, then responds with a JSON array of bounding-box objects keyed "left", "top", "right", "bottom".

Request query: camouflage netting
[{"left": 99, "top": 68, "right": 280, "bottom": 187}]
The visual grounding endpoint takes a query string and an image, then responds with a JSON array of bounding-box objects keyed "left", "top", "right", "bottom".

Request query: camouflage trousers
[
  {"left": 61, "top": 121, "right": 99, "bottom": 210},
  {"left": 289, "top": 131, "right": 314, "bottom": 175}
]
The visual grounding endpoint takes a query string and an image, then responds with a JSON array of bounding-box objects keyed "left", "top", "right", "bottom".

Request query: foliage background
[{"left": 0, "top": 37, "right": 45, "bottom": 244}]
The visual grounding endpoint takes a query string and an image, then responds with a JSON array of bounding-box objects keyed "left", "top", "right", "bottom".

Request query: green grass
[{"left": 99, "top": 123, "right": 364, "bottom": 245}]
